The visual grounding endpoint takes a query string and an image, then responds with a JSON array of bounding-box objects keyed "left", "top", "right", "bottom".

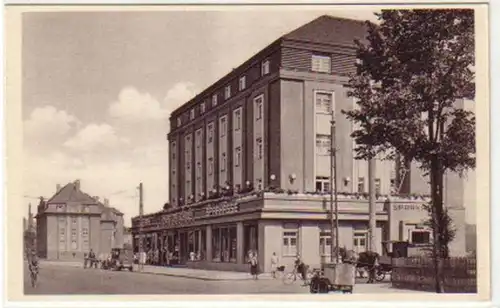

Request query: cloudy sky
[{"left": 22, "top": 8, "right": 382, "bottom": 224}]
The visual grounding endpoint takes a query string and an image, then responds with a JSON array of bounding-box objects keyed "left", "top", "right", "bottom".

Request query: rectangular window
[
  {"left": 212, "top": 94, "right": 218, "bottom": 106},
  {"left": 208, "top": 158, "right": 214, "bottom": 175},
  {"left": 195, "top": 129, "right": 202, "bottom": 148},
  {"left": 315, "top": 92, "right": 333, "bottom": 114},
  {"left": 282, "top": 231, "right": 298, "bottom": 256},
  {"left": 239, "top": 76, "right": 246, "bottom": 91},
  {"left": 233, "top": 108, "right": 242, "bottom": 131},
  {"left": 225, "top": 85, "right": 231, "bottom": 99},
  {"left": 207, "top": 123, "right": 214, "bottom": 143},
  {"left": 375, "top": 178, "right": 381, "bottom": 195},
  {"left": 171, "top": 142, "right": 177, "bottom": 161},
  {"left": 200, "top": 102, "right": 206, "bottom": 114},
  {"left": 315, "top": 176, "right": 330, "bottom": 193},
  {"left": 256, "top": 138, "right": 263, "bottom": 160},
  {"left": 358, "top": 177, "right": 365, "bottom": 193},
  {"left": 254, "top": 95, "right": 263, "bottom": 120},
  {"left": 353, "top": 231, "right": 367, "bottom": 253},
  {"left": 177, "top": 117, "right": 182, "bottom": 127},
  {"left": 190, "top": 109, "right": 195, "bottom": 120},
  {"left": 82, "top": 228, "right": 89, "bottom": 236},
  {"left": 221, "top": 153, "right": 227, "bottom": 172},
  {"left": 261, "top": 60, "right": 270, "bottom": 76},
  {"left": 234, "top": 147, "right": 241, "bottom": 167},
  {"left": 196, "top": 161, "right": 202, "bottom": 173},
  {"left": 315, "top": 134, "right": 331, "bottom": 155},
  {"left": 312, "top": 55, "right": 332, "bottom": 73},
  {"left": 219, "top": 116, "right": 227, "bottom": 137},
  {"left": 319, "top": 231, "right": 332, "bottom": 256},
  {"left": 411, "top": 231, "right": 431, "bottom": 244}
]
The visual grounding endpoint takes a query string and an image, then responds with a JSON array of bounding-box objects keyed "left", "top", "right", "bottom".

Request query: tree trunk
[{"left": 430, "top": 156, "right": 445, "bottom": 293}]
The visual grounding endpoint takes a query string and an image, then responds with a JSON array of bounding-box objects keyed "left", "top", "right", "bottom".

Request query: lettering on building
[{"left": 393, "top": 204, "right": 425, "bottom": 211}]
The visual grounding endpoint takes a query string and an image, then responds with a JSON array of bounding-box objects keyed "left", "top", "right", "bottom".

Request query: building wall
[
  {"left": 170, "top": 140, "right": 178, "bottom": 206},
  {"left": 100, "top": 221, "right": 115, "bottom": 253},
  {"left": 259, "top": 219, "right": 384, "bottom": 273},
  {"left": 252, "top": 89, "right": 266, "bottom": 189},
  {"left": 195, "top": 127, "right": 204, "bottom": 201},
  {"left": 206, "top": 120, "right": 216, "bottom": 194},
  {"left": 232, "top": 105, "right": 244, "bottom": 189},
  {"left": 184, "top": 133, "right": 194, "bottom": 200},
  {"left": 218, "top": 114, "right": 229, "bottom": 187}
]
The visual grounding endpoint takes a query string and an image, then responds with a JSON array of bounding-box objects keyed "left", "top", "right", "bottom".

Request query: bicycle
[{"left": 283, "top": 265, "right": 315, "bottom": 286}]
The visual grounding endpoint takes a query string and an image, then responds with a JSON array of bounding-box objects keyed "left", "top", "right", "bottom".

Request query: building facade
[
  {"left": 132, "top": 15, "right": 469, "bottom": 272},
  {"left": 36, "top": 180, "right": 125, "bottom": 260}
]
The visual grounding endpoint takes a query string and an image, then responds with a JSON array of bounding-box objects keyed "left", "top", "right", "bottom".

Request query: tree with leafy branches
[{"left": 343, "top": 9, "right": 475, "bottom": 293}]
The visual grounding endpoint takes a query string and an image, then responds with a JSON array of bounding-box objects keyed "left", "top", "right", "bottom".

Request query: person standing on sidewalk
[
  {"left": 249, "top": 252, "right": 259, "bottom": 280},
  {"left": 139, "top": 250, "right": 146, "bottom": 272},
  {"left": 270, "top": 252, "right": 279, "bottom": 278}
]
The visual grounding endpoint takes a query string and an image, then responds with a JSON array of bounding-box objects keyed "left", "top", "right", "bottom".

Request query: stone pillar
[
  {"left": 236, "top": 222, "right": 244, "bottom": 264},
  {"left": 206, "top": 225, "right": 212, "bottom": 262}
]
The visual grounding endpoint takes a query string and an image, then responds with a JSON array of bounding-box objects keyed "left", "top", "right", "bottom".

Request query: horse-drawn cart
[{"left": 309, "top": 263, "right": 356, "bottom": 294}]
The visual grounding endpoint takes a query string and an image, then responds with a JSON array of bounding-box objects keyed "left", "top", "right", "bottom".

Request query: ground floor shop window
[
  {"left": 319, "top": 231, "right": 332, "bottom": 257},
  {"left": 410, "top": 230, "right": 430, "bottom": 244},
  {"left": 244, "top": 224, "right": 258, "bottom": 257},
  {"left": 283, "top": 231, "right": 298, "bottom": 256},
  {"left": 188, "top": 229, "right": 206, "bottom": 260},
  {"left": 212, "top": 225, "right": 237, "bottom": 262}
]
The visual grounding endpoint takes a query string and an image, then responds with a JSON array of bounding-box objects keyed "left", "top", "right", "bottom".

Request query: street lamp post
[
  {"left": 330, "top": 111, "right": 339, "bottom": 263},
  {"left": 138, "top": 183, "right": 144, "bottom": 270}
]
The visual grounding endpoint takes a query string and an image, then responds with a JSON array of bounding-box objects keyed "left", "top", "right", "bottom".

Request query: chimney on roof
[
  {"left": 104, "top": 198, "right": 109, "bottom": 206},
  {"left": 94, "top": 196, "right": 100, "bottom": 202},
  {"left": 74, "top": 179, "right": 81, "bottom": 190},
  {"left": 56, "top": 184, "right": 61, "bottom": 192}
]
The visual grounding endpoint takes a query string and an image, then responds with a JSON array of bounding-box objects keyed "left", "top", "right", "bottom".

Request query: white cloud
[
  {"left": 109, "top": 87, "right": 166, "bottom": 122},
  {"left": 64, "top": 123, "right": 129, "bottom": 151},
  {"left": 163, "top": 82, "right": 197, "bottom": 113},
  {"left": 108, "top": 83, "right": 197, "bottom": 124},
  {"left": 24, "top": 105, "right": 78, "bottom": 139}
]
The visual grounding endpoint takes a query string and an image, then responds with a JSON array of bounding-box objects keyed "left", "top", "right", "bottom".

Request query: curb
[{"left": 40, "top": 261, "right": 272, "bottom": 281}]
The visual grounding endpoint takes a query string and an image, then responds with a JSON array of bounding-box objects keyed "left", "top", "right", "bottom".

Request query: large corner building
[{"left": 131, "top": 15, "right": 470, "bottom": 272}]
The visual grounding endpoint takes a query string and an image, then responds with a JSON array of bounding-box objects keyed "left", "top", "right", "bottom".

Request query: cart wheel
[
  {"left": 309, "top": 281, "right": 319, "bottom": 293},
  {"left": 375, "top": 271, "right": 385, "bottom": 282},
  {"left": 283, "top": 273, "right": 296, "bottom": 285}
]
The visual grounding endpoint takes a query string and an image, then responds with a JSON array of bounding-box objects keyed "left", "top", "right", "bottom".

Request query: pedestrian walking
[
  {"left": 248, "top": 252, "right": 259, "bottom": 280},
  {"left": 270, "top": 252, "right": 279, "bottom": 278}
]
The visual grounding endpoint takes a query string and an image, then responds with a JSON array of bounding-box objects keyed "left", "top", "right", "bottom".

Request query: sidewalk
[{"left": 40, "top": 259, "right": 272, "bottom": 281}]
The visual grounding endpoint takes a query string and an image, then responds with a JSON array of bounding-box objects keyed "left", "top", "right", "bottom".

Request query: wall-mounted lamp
[
  {"left": 289, "top": 173, "right": 297, "bottom": 184},
  {"left": 270, "top": 174, "right": 276, "bottom": 181},
  {"left": 246, "top": 180, "right": 251, "bottom": 187},
  {"left": 343, "top": 177, "right": 351, "bottom": 186}
]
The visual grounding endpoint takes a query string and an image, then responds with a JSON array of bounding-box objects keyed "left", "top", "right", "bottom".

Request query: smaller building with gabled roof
[{"left": 35, "top": 180, "right": 125, "bottom": 260}]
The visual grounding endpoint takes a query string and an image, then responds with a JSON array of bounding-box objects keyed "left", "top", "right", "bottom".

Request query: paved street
[{"left": 24, "top": 262, "right": 426, "bottom": 295}]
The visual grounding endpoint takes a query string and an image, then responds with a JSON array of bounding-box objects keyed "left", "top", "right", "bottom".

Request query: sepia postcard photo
[{"left": 4, "top": 2, "right": 491, "bottom": 303}]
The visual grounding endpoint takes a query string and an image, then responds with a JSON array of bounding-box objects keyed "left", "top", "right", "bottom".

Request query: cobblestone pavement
[{"left": 24, "top": 262, "right": 427, "bottom": 295}]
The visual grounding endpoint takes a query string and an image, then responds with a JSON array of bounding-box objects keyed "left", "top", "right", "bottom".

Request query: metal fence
[{"left": 391, "top": 256, "right": 477, "bottom": 293}]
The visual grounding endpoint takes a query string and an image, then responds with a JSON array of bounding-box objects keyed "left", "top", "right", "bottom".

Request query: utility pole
[
  {"left": 368, "top": 157, "right": 377, "bottom": 253},
  {"left": 330, "top": 112, "right": 339, "bottom": 263},
  {"left": 138, "top": 183, "right": 144, "bottom": 268}
]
